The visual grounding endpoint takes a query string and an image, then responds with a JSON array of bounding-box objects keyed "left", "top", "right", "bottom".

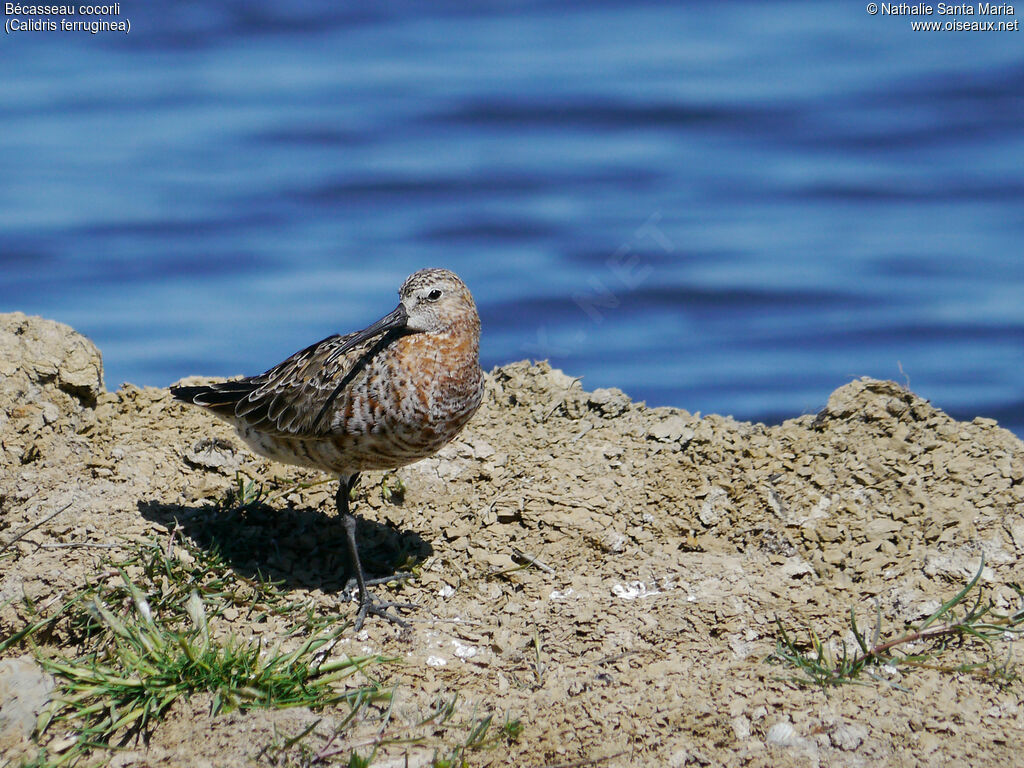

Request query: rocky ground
[{"left": 2, "top": 311, "right": 1024, "bottom": 767}]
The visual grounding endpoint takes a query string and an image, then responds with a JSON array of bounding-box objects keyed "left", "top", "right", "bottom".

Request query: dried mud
[{"left": 2, "top": 311, "right": 1024, "bottom": 767}]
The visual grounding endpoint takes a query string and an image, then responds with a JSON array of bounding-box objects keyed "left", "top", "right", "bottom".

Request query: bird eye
[{"left": 426, "top": 289, "right": 443, "bottom": 301}]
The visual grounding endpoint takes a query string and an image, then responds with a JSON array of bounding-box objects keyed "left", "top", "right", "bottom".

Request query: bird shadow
[{"left": 137, "top": 497, "right": 432, "bottom": 594}]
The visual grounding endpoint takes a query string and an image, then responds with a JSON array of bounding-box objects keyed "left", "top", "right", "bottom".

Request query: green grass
[
  {"left": 5, "top": 535, "right": 390, "bottom": 765},
  {"left": 769, "top": 557, "right": 1024, "bottom": 689},
  {"left": 219, "top": 471, "right": 339, "bottom": 511},
  {"left": 4, "top": 482, "right": 522, "bottom": 767},
  {"left": 40, "top": 594, "right": 385, "bottom": 753},
  {"left": 379, "top": 473, "right": 406, "bottom": 505}
]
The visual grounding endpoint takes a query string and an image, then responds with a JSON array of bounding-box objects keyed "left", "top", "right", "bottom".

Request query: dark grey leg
[{"left": 336, "top": 474, "right": 415, "bottom": 630}]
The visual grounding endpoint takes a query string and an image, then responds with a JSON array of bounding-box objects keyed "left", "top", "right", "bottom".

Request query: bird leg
[{"left": 336, "top": 474, "right": 416, "bottom": 630}]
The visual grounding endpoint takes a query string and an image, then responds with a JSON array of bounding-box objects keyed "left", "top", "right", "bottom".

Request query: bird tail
[{"left": 170, "top": 381, "right": 257, "bottom": 419}]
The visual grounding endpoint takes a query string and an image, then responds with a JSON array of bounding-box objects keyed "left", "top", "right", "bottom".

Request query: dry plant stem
[
  {"left": 773, "top": 556, "right": 1024, "bottom": 688},
  {"left": 845, "top": 558, "right": 1021, "bottom": 674},
  {"left": 510, "top": 546, "right": 556, "bottom": 574},
  {"left": 541, "top": 753, "right": 628, "bottom": 768},
  {"left": 0, "top": 501, "right": 73, "bottom": 557}
]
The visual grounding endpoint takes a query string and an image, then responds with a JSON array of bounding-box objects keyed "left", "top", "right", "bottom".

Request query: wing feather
[{"left": 172, "top": 329, "right": 400, "bottom": 437}]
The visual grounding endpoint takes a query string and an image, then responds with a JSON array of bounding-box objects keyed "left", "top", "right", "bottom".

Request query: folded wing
[{"left": 171, "top": 329, "right": 394, "bottom": 436}]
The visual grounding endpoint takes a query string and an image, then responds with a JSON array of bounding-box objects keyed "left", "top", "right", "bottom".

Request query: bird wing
[{"left": 172, "top": 329, "right": 395, "bottom": 437}]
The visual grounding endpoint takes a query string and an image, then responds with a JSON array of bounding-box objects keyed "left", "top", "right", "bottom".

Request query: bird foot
[
  {"left": 341, "top": 572, "right": 417, "bottom": 630},
  {"left": 353, "top": 592, "right": 418, "bottom": 631}
]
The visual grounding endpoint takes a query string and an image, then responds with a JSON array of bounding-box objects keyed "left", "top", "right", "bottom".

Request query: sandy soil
[{"left": 2, "top": 311, "right": 1024, "bottom": 767}]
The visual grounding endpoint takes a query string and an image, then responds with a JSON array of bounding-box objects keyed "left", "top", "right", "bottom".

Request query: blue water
[{"left": 2, "top": 2, "right": 1023, "bottom": 435}]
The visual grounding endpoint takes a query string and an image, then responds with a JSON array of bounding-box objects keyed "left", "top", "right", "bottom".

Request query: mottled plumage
[{"left": 172, "top": 268, "right": 483, "bottom": 628}]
